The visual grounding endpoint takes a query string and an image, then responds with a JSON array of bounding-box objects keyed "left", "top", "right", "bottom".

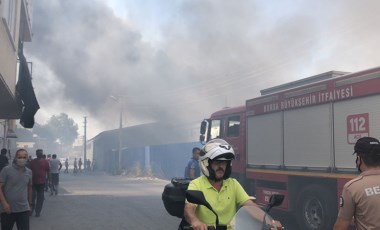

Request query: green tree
[
  {"left": 47, "top": 113, "right": 79, "bottom": 147},
  {"left": 15, "top": 113, "right": 78, "bottom": 156},
  {"left": 32, "top": 113, "right": 79, "bottom": 153}
]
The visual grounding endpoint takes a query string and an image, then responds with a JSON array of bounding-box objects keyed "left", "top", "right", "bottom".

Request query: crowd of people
[
  {"left": 0, "top": 148, "right": 95, "bottom": 230},
  {"left": 65, "top": 157, "right": 96, "bottom": 174}
]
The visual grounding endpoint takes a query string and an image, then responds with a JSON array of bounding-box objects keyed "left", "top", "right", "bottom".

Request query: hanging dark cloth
[{"left": 16, "top": 41, "right": 40, "bottom": 128}]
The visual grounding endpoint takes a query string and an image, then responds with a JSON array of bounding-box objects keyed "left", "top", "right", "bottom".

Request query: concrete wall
[{"left": 0, "top": 18, "right": 18, "bottom": 94}]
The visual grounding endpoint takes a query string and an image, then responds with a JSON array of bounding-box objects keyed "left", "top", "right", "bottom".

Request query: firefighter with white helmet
[{"left": 184, "top": 139, "right": 282, "bottom": 230}]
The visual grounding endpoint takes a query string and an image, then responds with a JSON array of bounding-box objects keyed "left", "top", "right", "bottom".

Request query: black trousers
[
  {"left": 32, "top": 184, "right": 45, "bottom": 215},
  {"left": 1, "top": 211, "right": 29, "bottom": 230}
]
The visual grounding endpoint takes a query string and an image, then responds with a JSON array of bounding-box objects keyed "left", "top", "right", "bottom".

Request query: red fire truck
[{"left": 199, "top": 66, "right": 380, "bottom": 229}]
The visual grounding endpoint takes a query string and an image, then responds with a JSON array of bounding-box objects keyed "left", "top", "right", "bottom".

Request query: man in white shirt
[{"left": 49, "top": 154, "right": 62, "bottom": 196}]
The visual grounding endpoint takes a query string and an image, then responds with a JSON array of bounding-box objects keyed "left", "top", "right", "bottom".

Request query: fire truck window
[
  {"left": 210, "top": 119, "right": 223, "bottom": 139},
  {"left": 227, "top": 116, "right": 240, "bottom": 137}
]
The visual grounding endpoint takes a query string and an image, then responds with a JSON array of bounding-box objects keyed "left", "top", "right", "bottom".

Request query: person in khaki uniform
[{"left": 334, "top": 137, "right": 380, "bottom": 230}]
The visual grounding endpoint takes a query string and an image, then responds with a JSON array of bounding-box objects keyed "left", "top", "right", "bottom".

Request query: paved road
[
  {"left": 28, "top": 172, "right": 300, "bottom": 230},
  {"left": 29, "top": 172, "right": 180, "bottom": 230}
]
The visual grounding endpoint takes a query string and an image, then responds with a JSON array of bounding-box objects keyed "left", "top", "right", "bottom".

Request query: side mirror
[
  {"left": 186, "top": 190, "right": 221, "bottom": 226},
  {"left": 186, "top": 190, "right": 212, "bottom": 210},
  {"left": 200, "top": 120, "right": 207, "bottom": 135},
  {"left": 265, "top": 194, "right": 284, "bottom": 212}
]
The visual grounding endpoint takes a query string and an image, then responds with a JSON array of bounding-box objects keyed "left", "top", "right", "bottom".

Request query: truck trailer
[{"left": 199, "top": 66, "right": 380, "bottom": 229}]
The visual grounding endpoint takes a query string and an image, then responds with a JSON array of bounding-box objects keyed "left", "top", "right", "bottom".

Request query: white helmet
[{"left": 199, "top": 139, "right": 235, "bottom": 180}]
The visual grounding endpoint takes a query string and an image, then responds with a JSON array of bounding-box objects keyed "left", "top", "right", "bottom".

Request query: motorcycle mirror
[
  {"left": 186, "top": 190, "right": 211, "bottom": 209},
  {"left": 265, "top": 194, "right": 285, "bottom": 212},
  {"left": 269, "top": 194, "right": 284, "bottom": 207},
  {"left": 186, "top": 190, "right": 221, "bottom": 226}
]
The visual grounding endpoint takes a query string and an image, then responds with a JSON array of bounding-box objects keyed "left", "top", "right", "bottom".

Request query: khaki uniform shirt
[{"left": 338, "top": 169, "right": 380, "bottom": 230}]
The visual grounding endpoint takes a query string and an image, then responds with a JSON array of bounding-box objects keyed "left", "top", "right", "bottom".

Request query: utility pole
[
  {"left": 83, "top": 116, "right": 87, "bottom": 170},
  {"left": 118, "top": 109, "right": 122, "bottom": 172},
  {"left": 110, "top": 95, "right": 124, "bottom": 173}
]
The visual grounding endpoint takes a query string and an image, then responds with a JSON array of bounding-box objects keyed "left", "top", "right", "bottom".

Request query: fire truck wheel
[{"left": 295, "top": 185, "right": 337, "bottom": 230}]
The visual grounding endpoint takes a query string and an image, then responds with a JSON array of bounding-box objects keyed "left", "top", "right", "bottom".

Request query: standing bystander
[
  {"left": 44, "top": 154, "right": 51, "bottom": 192},
  {"left": 64, "top": 158, "right": 69, "bottom": 173},
  {"left": 334, "top": 137, "right": 380, "bottom": 230},
  {"left": 49, "top": 154, "right": 62, "bottom": 195},
  {"left": 0, "top": 148, "right": 32, "bottom": 230},
  {"left": 0, "top": 148, "right": 9, "bottom": 172},
  {"left": 184, "top": 147, "right": 201, "bottom": 179},
  {"left": 92, "top": 159, "right": 97, "bottom": 171},
  {"left": 87, "top": 159, "right": 91, "bottom": 171},
  {"left": 73, "top": 158, "right": 78, "bottom": 173},
  {"left": 78, "top": 158, "right": 83, "bottom": 172},
  {"left": 29, "top": 149, "right": 51, "bottom": 217},
  {"left": 26, "top": 156, "right": 32, "bottom": 169}
]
